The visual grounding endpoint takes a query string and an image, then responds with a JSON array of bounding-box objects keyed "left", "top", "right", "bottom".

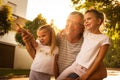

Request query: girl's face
[
  {"left": 84, "top": 12, "right": 101, "bottom": 31},
  {"left": 37, "top": 29, "right": 51, "bottom": 45}
]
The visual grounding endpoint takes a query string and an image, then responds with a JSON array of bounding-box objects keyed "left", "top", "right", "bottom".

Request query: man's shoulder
[{"left": 57, "top": 32, "right": 66, "bottom": 39}]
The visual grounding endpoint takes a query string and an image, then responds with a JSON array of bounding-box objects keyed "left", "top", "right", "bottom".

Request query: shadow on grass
[{"left": 0, "top": 68, "right": 30, "bottom": 79}]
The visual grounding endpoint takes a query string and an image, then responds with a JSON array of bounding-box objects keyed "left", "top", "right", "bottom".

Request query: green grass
[{"left": 0, "top": 68, "right": 30, "bottom": 78}]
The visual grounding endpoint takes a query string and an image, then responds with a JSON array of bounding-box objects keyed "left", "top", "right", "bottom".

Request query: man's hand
[
  {"left": 63, "top": 78, "right": 75, "bottom": 80},
  {"left": 80, "top": 73, "right": 89, "bottom": 80}
]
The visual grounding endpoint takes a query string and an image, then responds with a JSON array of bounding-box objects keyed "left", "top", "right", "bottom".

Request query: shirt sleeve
[
  {"left": 53, "top": 46, "right": 59, "bottom": 55},
  {"left": 101, "top": 36, "right": 111, "bottom": 46}
]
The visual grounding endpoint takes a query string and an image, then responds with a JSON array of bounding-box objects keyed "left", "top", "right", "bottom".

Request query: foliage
[
  {"left": 0, "top": 4, "right": 13, "bottom": 36},
  {"left": 0, "top": 68, "right": 29, "bottom": 77},
  {"left": 15, "top": 14, "right": 47, "bottom": 46},
  {"left": 104, "top": 41, "right": 120, "bottom": 68},
  {"left": 71, "top": 0, "right": 120, "bottom": 68}
]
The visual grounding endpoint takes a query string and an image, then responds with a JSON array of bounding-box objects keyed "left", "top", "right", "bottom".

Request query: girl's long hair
[{"left": 37, "top": 25, "right": 56, "bottom": 55}]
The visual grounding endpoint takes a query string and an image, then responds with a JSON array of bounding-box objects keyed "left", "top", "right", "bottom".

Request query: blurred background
[{"left": 0, "top": 0, "right": 120, "bottom": 80}]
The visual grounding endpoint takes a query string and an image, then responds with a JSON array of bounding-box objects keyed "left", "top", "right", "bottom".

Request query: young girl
[
  {"left": 56, "top": 9, "right": 111, "bottom": 80},
  {"left": 16, "top": 25, "right": 59, "bottom": 80}
]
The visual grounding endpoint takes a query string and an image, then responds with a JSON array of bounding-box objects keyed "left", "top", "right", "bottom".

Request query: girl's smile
[{"left": 84, "top": 12, "right": 101, "bottom": 34}]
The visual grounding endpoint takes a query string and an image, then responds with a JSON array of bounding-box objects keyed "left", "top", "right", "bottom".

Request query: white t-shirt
[
  {"left": 76, "top": 30, "right": 111, "bottom": 69},
  {"left": 31, "top": 40, "right": 59, "bottom": 75}
]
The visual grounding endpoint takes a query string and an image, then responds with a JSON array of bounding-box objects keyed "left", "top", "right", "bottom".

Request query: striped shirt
[{"left": 57, "top": 34, "right": 83, "bottom": 74}]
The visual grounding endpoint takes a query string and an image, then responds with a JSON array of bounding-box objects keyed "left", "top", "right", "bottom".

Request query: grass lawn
[{"left": 0, "top": 68, "right": 30, "bottom": 79}]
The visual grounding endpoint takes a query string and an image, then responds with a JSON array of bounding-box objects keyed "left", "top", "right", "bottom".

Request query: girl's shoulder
[
  {"left": 35, "top": 39, "right": 43, "bottom": 47},
  {"left": 36, "top": 39, "right": 40, "bottom": 43},
  {"left": 83, "top": 30, "right": 90, "bottom": 36},
  {"left": 53, "top": 46, "right": 59, "bottom": 55},
  {"left": 57, "top": 33, "right": 65, "bottom": 38}
]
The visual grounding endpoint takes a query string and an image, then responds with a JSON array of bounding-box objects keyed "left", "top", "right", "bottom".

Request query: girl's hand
[
  {"left": 16, "top": 23, "right": 27, "bottom": 34},
  {"left": 22, "top": 32, "right": 32, "bottom": 42},
  {"left": 16, "top": 26, "right": 23, "bottom": 34},
  {"left": 16, "top": 23, "right": 33, "bottom": 42}
]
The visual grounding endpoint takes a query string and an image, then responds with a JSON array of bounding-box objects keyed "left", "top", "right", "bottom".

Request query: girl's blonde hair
[{"left": 37, "top": 25, "right": 56, "bottom": 55}]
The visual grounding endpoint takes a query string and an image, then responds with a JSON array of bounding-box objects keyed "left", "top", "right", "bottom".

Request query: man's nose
[
  {"left": 39, "top": 37, "right": 43, "bottom": 41},
  {"left": 84, "top": 20, "right": 88, "bottom": 24}
]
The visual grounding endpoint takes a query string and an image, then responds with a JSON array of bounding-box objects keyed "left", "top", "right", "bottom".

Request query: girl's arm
[
  {"left": 16, "top": 24, "right": 37, "bottom": 59},
  {"left": 22, "top": 32, "right": 36, "bottom": 59},
  {"left": 29, "top": 33, "right": 38, "bottom": 48},
  {"left": 81, "top": 44, "right": 110, "bottom": 80},
  {"left": 16, "top": 24, "right": 38, "bottom": 48},
  {"left": 24, "top": 40, "right": 36, "bottom": 59}
]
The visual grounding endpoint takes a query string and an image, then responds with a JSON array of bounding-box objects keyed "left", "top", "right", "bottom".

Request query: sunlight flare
[{"left": 26, "top": 0, "right": 74, "bottom": 29}]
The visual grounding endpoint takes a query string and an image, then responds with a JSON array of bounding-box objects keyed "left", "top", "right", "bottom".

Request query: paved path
[
  {"left": 104, "top": 68, "right": 120, "bottom": 80},
  {"left": 9, "top": 68, "right": 120, "bottom": 80}
]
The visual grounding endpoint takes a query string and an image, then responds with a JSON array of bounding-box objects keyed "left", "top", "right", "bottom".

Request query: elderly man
[{"left": 56, "top": 11, "right": 107, "bottom": 80}]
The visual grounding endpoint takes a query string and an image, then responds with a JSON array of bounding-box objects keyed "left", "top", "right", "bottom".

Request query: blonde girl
[{"left": 17, "top": 25, "right": 59, "bottom": 80}]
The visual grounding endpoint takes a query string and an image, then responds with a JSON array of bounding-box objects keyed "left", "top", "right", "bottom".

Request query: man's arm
[{"left": 54, "top": 54, "right": 59, "bottom": 78}]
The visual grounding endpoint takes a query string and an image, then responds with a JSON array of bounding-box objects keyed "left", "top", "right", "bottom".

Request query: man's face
[{"left": 65, "top": 14, "right": 84, "bottom": 37}]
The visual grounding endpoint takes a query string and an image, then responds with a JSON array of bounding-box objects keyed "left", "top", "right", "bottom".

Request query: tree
[
  {"left": 15, "top": 14, "right": 47, "bottom": 46},
  {"left": 0, "top": 4, "right": 13, "bottom": 36},
  {"left": 71, "top": 0, "right": 120, "bottom": 68}
]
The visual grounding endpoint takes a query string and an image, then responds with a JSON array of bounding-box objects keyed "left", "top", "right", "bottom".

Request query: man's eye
[
  {"left": 42, "top": 35, "right": 46, "bottom": 37},
  {"left": 73, "top": 22, "right": 80, "bottom": 26},
  {"left": 87, "top": 18, "right": 91, "bottom": 20}
]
